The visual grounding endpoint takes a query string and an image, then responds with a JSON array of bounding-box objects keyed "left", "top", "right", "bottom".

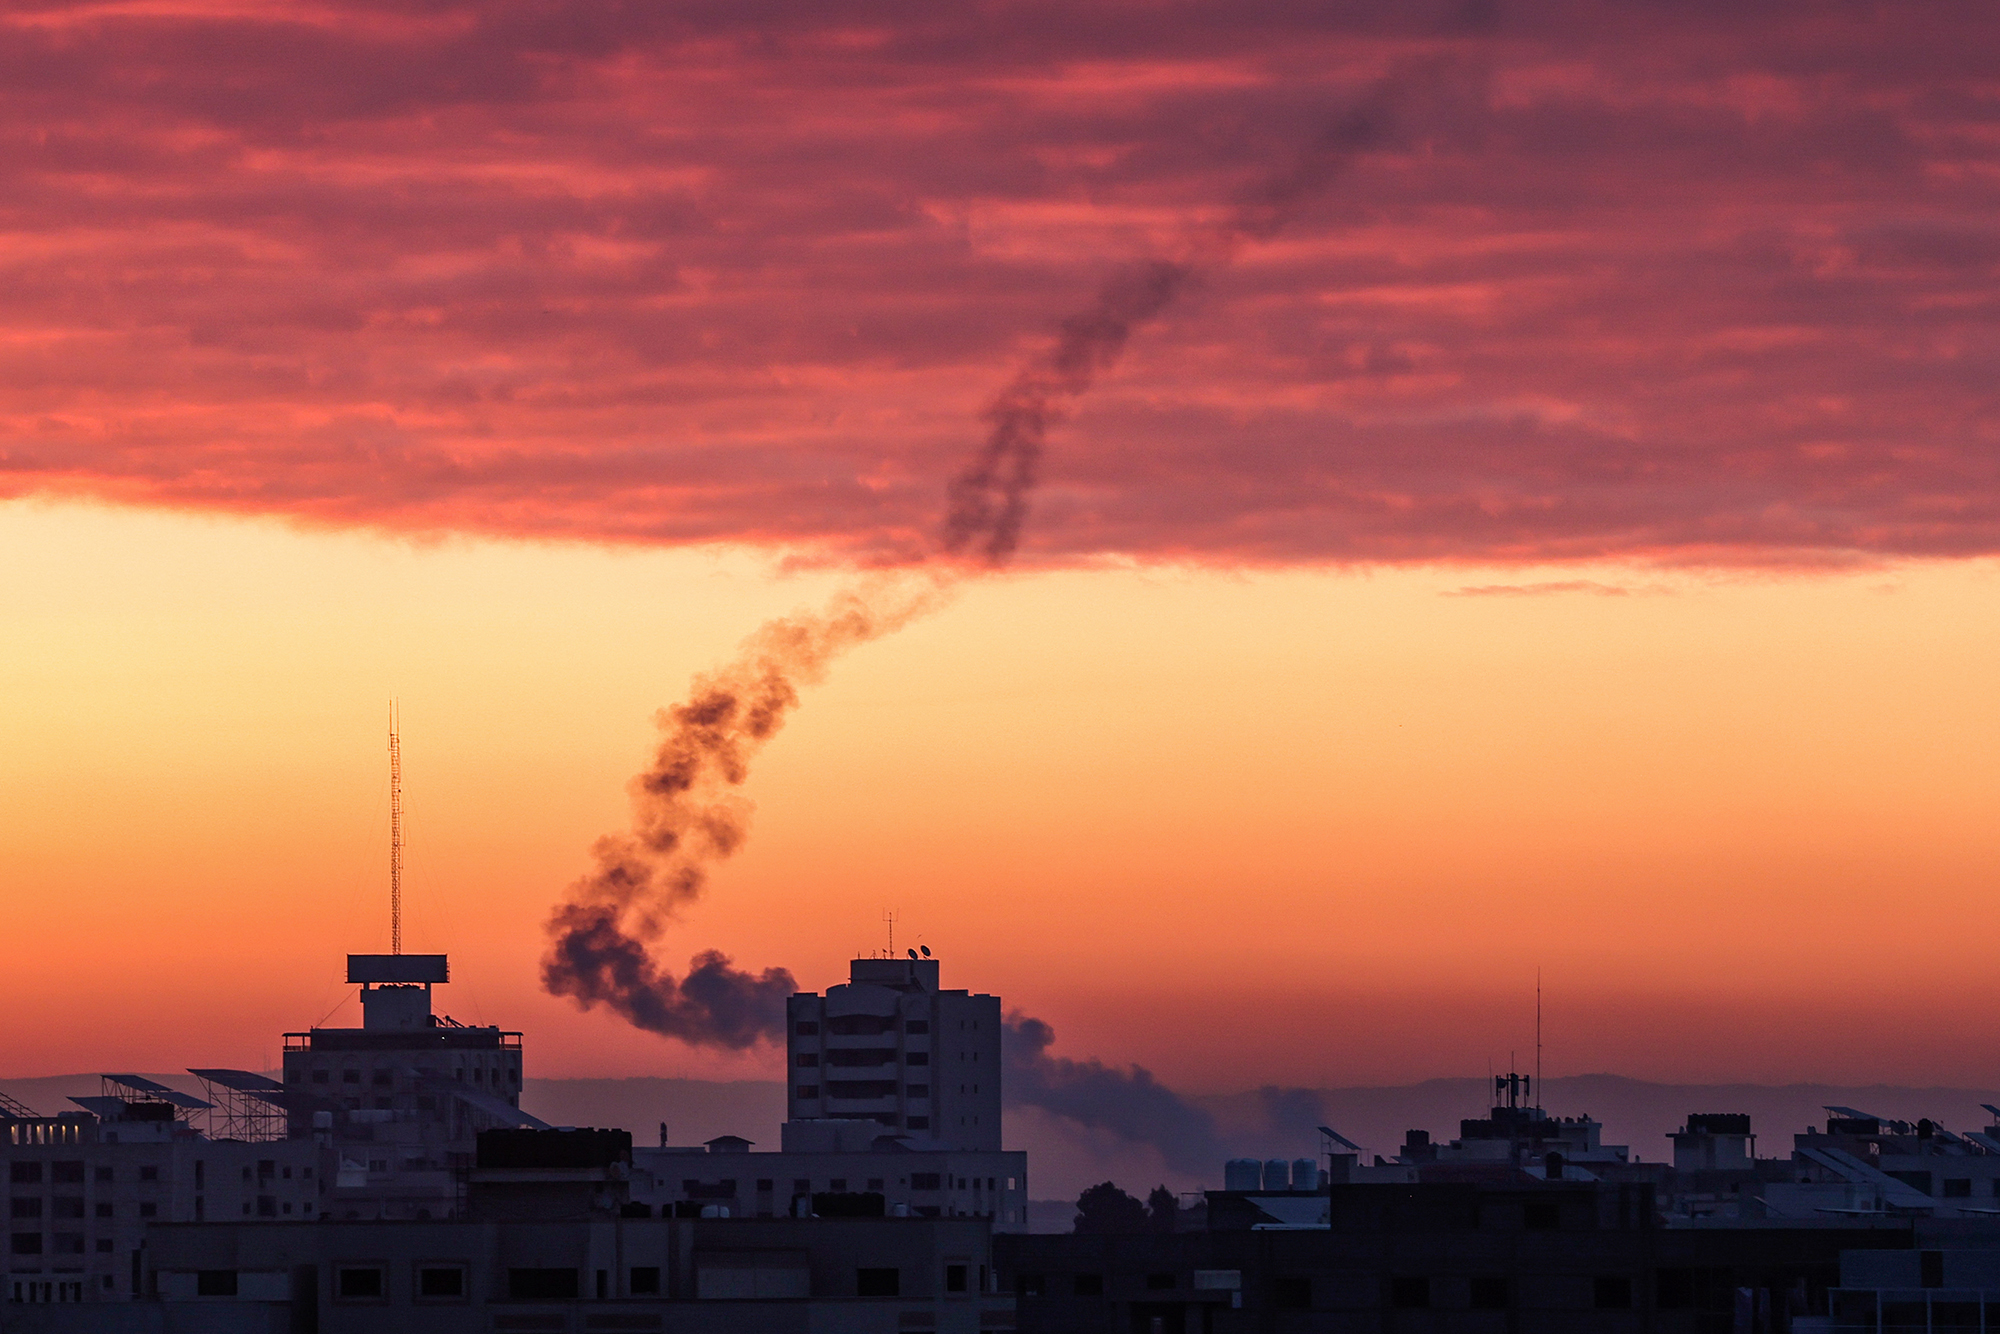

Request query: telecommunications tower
[{"left": 389, "top": 701, "right": 403, "bottom": 955}]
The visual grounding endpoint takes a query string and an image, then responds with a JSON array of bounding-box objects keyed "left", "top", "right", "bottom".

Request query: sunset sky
[{"left": 4, "top": 0, "right": 1999, "bottom": 1099}]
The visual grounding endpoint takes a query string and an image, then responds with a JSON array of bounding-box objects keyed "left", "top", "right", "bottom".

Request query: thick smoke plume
[
  {"left": 541, "top": 576, "right": 946, "bottom": 1047},
  {"left": 1003, "top": 1015, "right": 1223, "bottom": 1175},
  {"left": 543, "top": 78, "right": 1409, "bottom": 1153}
]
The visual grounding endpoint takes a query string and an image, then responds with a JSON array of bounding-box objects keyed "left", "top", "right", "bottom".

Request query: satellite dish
[
  {"left": 919, "top": 946, "right": 931, "bottom": 958},
  {"left": 907, "top": 949, "right": 918, "bottom": 960}
]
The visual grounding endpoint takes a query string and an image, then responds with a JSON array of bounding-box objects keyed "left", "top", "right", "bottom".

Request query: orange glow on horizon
[{"left": 4, "top": 501, "right": 1999, "bottom": 1092}]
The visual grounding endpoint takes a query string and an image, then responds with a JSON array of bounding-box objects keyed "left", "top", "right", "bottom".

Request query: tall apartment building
[
  {"left": 632, "top": 954, "right": 1025, "bottom": 1226},
  {"left": 786, "top": 955, "right": 1002, "bottom": 1150}
]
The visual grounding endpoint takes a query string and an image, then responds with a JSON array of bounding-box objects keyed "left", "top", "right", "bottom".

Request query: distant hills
[{"left": 10, "top": 1071, "right": 1996, "bottom": 1204}]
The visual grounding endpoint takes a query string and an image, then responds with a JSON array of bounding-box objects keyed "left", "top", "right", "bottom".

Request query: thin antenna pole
[
  {"left": 389, "top": 701, "right": 403, "bottom": 956},
  {"left": 1535, "top": 968, "right": 1543, "bottom": 1110},
  {"left": 885, "top": 908, "right": 896, "bottom": 958}
]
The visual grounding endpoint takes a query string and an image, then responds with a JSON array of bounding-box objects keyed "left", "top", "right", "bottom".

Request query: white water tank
[
  {"left": 1263, "top": 1159, "right": 1290, "bottom": 1191},
  {"left": 1292, "top": 1158, "right": 1318, "bottom": 1191},
  {"left": 1224, "top": 1159, "right": 1261, "bottom": 1191}
]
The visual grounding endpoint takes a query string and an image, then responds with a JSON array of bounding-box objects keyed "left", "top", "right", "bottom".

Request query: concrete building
[
  {"left": 632, "top": 1123, "right": 1028, "bottom": 1225},
  {"left": 999, "top": 1180, "right": 1914, "bottom": 1333},
  {"left": 626, "top": 954, "right": 1028, "bottom": 1228},
  {"left": 115, "top": 1213, "right": 1016, "bottom": 1334},
  {"left": 1827, "top": 1244, "right": 2000, "bottom": 1331},
  {"left": 3, "top": 1092, "right": 318, "bottom": 1307},
  {"left": 787, "top": 956, "right": 1001, "bottom": 1150},
  {"left": 280, "top": 954, "right": 545, "bottom": 1221},
  {"left": 1391, "top": 1074, "right": 1633, "bottom": 1180}
]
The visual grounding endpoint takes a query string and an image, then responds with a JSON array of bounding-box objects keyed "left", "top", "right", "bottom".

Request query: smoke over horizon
[
  {"left": 540, "top": 576, "right": 947, "bottom": 1046},
  {"left": 542, "top": 77, "right": 1422, "bottom": 1152},
  {"left": 1003, "top": 1014, "right": 1224, "bottom": 1175}
]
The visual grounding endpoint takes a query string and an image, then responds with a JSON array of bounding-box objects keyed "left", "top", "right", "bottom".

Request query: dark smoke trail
[
  {"left": 941, "top": 260, "right": 1194, "bottom": 566},
  {"left": 939, "top": 102, "right": 1388, "bottom": 567},
  {"left": 544, "top": 78, "right": 1412, "bottom": 1056},
  {"left": 1003, "top": 1015, "right": 1223, "bottom": 1176},
  {"left": 540, "top": 576, "right": 945, "bottom": 1046}
]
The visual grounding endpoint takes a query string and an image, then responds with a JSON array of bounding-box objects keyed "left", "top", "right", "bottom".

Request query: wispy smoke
[
  {"left": 543, "top": 76, "right": 1412, "bottom": 1151},
  {"left": 941, "top": 103, "right": 1388, "bottom": 568},
  {"left": 1004, "top": 1015, "right": 1223, "bottom": 1175},
  {"left": 1257, "top": 1085, "right": 1330, "bottom": 1140},
  {"left": 942, "top": 260, "right": 1194, "bottom": 565}
]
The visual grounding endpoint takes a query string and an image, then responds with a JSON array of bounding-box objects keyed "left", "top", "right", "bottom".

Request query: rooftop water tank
[
  {"left": 1292, "top": 1158, "right": 1318, "bottom": 1191},
  {"left": 1224, "top": 1159, "right": 1262, "bottom": 1191},
  {"left": 1263, "top": 1159, "right": 1290, "bottom": 1192}
]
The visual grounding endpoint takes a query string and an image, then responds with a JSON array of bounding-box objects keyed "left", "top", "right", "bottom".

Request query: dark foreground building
[
  {"left": 0, "top": 1126, "right": 1013, "bottom": 1334},
  {"left": 1, "top": 1213, "right": 1011, "bottom": 1334},
  {"left": 995, "top": 1182, "right": 1914, "bottom": 1333}
]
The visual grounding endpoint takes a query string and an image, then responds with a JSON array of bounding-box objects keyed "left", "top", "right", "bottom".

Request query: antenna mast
[
  {"left": 1535, "top": 968, "right": 1543, "bottom": 1109},
  {"left": 884, "top": 908, "right": 897, "bottom": 959},
  {"left": 389, "top": 701, "right": 403, "bottom": 955}
]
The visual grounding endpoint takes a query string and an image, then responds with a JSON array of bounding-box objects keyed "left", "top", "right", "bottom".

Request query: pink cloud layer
[{"left": 1, "top": 0, "right": 1996, "bottom": 564}]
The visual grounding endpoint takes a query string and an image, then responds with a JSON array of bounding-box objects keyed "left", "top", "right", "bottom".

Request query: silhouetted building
[
  {"left": 281, "top": 954, "right": 545, "bottom": 1221},
  {"left": 998, "top": 1180, "right": 1913, "bottom": 1332},
  {"left": 631, "top": 954, "right": 1027, "bottom": 1228},
  {"left": 787, "top": 956, "right": 1000, "bottom": 1150},
  {"left": 134, "top": 1213, "right": 1010, "bottom": 1332},
  {"left": 2, "top": 1090, "right": 317, "bottom": 1306}
]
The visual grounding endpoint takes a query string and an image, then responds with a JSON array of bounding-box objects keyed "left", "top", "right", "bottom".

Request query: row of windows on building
[
  {"left": 669, "top": 1175, "right": 1010, "bottom": 1198},
  {"left": 1016, "top": 1271, "right": 1641, "bottom": 1311},
  {"left": 794, "top": 1051, "right": 929, "bottom": 1067},
  {"left": 793, "top": 1019, "right": 930, "bottom": 1037},
  {"left": 11, "top": 1194, "right": 317, "bottom": 1250},
  {"left": 192, "top": 1261, "right": 985, "bottom": 1302},
  {"left": 787, "top": 1103, "right": 931, "bottom": 1130},
  {"left": 794, "top": 1082, "right": 932, "bottom": 1099},
  {"left": 11, "top": 1162, "right": 309, "bottom": 1186},
  {"left": 790, "top": 1052, "right": 984, "bottom": 1069},
  {"left": 10, "top": 1160, "right": 158, "bottom": 1184},
  {"left": 4, "top": 1124, "right": 85, "bottom": 1147},
  {"left": 10, "top": 1278, "right": 97, "bottom": 1303},
  {"left": 14, "top": 1199, "right": 148, "bottom": 1220}
]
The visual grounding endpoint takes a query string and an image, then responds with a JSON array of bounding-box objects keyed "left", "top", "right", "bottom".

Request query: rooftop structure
[{"left": 280, "top": 953, "right": 542, "bottom": 1221}]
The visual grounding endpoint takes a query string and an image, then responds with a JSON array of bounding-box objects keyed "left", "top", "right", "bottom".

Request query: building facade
[
  {"left": 786, "top": 957, "right": 1002, "bottom": 1151},
  {"left": 3, "top": 1101, "right": 319, "bottom": 1307},
  {"left": 133, "top": 1213, "right": 1013, "bottom": 1333},
  {"left": 632, "top": 1136, "right": 1028, "bottom": 1226},
  {"left": 279, "top": 953, "right": 544, "bottom": 1221}
]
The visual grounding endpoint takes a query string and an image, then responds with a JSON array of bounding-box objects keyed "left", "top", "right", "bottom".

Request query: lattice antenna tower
[{"left": 389, "top": 700, "right": 403, "bottom": 955}]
